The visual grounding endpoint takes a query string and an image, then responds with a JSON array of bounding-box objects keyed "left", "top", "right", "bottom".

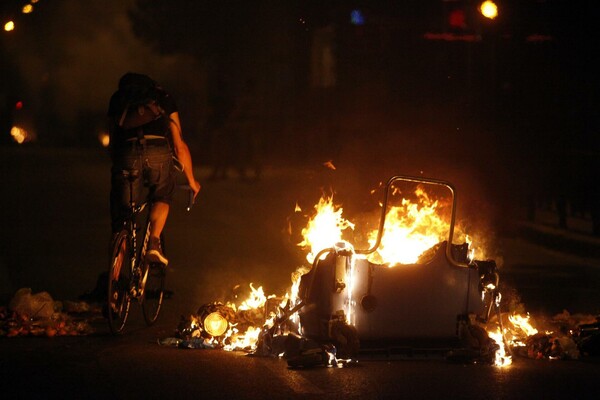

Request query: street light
[
  {"left": 479, "top": 1, "right": 498, "bottom": 20},
  {"left": 4, "top": 20, "right": 15, "bottom": 32}
]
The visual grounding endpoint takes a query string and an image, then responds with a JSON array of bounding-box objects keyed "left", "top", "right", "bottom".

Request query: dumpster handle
[
  {"left": 355, "top": 175, "right": 469, "bottom": 268},
  {"left": 304, "top": 247, "right": 336, "bottom": 302}
]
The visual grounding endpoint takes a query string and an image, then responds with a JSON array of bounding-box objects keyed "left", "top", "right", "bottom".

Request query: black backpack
[{"left": 117, "top": 82, "right": 165, "bottom": 130}]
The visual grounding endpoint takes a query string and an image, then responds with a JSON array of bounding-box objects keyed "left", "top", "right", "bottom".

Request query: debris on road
[{"left": 0, "top": 288, "right": 99, "bottom": 337}]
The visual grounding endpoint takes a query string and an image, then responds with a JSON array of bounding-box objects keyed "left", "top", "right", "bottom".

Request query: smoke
[{"left": 10, "top": 0, "right": 204, "bottom": 132}]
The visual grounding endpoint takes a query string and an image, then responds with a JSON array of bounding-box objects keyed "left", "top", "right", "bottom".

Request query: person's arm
[{"left": 169, "top": 111, "right": 201, "bottom": 198}]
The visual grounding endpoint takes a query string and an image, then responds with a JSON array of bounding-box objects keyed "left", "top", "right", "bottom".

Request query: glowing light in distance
[
  {"left": 11, "top": 126, "right": 28, "bottom": 144},
  {"left": 4, "top": 21, "right": 15, "bottom": 32},
  {"left": 479, "top": 1, "right": 498, "bottom": 20},
  {"left": 98, "top": 132, "right": 110, "bottom": 147},
  {"left": 350, "top": 9, "right": 365, "bottom": 26},
  {"left": 23, "top": 4, "right": 34, "bottom": 14}
]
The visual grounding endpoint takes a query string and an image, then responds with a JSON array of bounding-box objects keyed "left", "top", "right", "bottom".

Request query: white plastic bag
[{"left": 9, "top": 288, "right": 55, "bottom": 319}]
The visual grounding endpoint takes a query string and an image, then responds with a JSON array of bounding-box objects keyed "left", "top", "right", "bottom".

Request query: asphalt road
[
  {"left": 2, "top": 146, "right": 600, "bottom": 399},
  {"left": 2, "top": 328, "right": 600, "bottom": 399}
]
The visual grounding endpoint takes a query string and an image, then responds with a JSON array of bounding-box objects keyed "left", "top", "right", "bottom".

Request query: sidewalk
[{"left": 513, "top": 208, "right": 600, "bottom": 263}]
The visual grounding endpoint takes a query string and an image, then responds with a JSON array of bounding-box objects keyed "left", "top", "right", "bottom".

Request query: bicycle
[{"left": 107, "top": 167, "right": 194, "bottom": 334}]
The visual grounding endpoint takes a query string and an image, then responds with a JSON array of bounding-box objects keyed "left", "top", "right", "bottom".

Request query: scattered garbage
[
  {"left": 158, "top": 336, "right": 219, "bottom": 349},
  {"left": 0, "top": 288, "right": 99, "bottom": 337},
  {"left": 515, "top": 311, "right": 599, "bottom": 360},
  {"left": 9, "top": 288, "right": 56, "bottom": 319},
  {"left": 283, "top": 334, "right": 355, "bottom": 368},
  {"left": 163, "top": 297, "right": 358, "bottom": 368}
]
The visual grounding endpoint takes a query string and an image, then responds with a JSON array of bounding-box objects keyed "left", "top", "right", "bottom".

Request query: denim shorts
[{"left": 110, "top": 141, "right": 175, "bottom": 231}]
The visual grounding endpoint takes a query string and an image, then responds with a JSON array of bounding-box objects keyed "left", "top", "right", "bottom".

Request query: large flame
[
  {"left": 298, "top": 195, "right": 354, "bottom": 264},
  {"left": 195, "top": 184, "right": 502, "bottom": 360},
  {"left": 368, "top": 188, "right": 450, "bottom": 265}
]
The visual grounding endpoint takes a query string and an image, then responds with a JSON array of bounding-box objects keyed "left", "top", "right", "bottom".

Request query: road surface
[{"left": 1, "top": 147, "right": 600, "bottom": 399}]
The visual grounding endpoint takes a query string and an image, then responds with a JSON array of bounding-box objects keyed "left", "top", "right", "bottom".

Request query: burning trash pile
[
  {"left": 171, "top": 284, "right": 285, "bottom": 351},
  {"left": 451, "top": 305, "right": 600, "bottom": 366},
  {"left": 162, "top": 281, "right": 354, "bottom": 367},
  {"left": 166, "top": 175, "right": 600, "bottom": 367},
  {"left": 488, "top": 307, "right": 600, "bottom": 363},
  {"left": 0, "top": 288, "right": 97, "bottom": 337}
]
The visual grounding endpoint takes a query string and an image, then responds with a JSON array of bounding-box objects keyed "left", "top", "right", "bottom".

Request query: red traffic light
[{"left": 448, "top": 9, "right": 467, "bottom": 30}]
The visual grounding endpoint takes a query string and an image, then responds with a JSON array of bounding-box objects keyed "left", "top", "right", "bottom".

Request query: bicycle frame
[
  {"left": 119, "top": 166, "right": 157, "bottom": 301},
  {"left": 107, "top": 169, "right": 156, "bottom": 334},
  {"left": 125, "top": 200, "right": 151, "bottom": 300},
  {"left": 108, "top": 167, "right": 193, "bottom": 334}
]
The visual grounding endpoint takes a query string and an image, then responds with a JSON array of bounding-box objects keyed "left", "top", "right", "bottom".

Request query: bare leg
[
  {"left": 146, "top": 201, "right": 170, "bottom": 265},
  {"left": 150, "top": 201, "right": 169, "bottom": 239}
]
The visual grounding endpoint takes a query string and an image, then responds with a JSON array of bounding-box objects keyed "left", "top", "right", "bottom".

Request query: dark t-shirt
[{"left": 108, "top": 86, "right": 178, "bottom": 146}]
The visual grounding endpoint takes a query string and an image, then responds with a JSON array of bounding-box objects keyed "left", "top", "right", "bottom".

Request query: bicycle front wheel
[
  {"left": 107, "top": 230, "right": 132, "bottom": 334},
  {"left": 141, "top": 234, "right": 166, "bottom": 325}
]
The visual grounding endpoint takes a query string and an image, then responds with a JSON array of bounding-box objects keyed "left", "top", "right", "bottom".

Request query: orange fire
[
  {"left": 484, "top": 313, "right": 544, "bottom": 366},
  {"left": 218, "top": 279, "right": 306, "bottom": 352},
  {"left": 213, "top": 184, "right": 508, "bottom": 362},
  {"left": 367, "top": 187, "right": 451, "bottom": 265},
  {"left": 237, "top": 283, "right": 270, "bottom": 311},
  {"left": 488, "top": 328, "right": 513, "bottom": 367},
  {"left": 223, "top": 325, "right": 263, "bottom": 352},
  {"left": 508, "top": 314, "right": 539, "bottom": 339},
  {"left": 504, "top": 313, "right": 543, "bottom": 348},
  {"left": 220, "top": 284, "right": 271, "bottom": 351},
  {"left": 298, "top": 195, "right": 354, "bottom": 264}
]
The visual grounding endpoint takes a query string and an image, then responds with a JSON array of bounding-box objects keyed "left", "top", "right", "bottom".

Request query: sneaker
[{"left": 146, "top": 237, "right": 168, "bottom": 266}]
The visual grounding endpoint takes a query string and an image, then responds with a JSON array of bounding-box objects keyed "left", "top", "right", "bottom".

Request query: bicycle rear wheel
[
  {"left": 142, "top": 234, "right": 166, "bottom": 325},
  {"left": 107, "top": 230, "right": 132, "bottom": 334}
]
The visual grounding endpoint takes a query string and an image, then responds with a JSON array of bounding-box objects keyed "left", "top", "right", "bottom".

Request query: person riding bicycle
[{"left": 108, "top": 72, "right": 201, "bottom": 266}]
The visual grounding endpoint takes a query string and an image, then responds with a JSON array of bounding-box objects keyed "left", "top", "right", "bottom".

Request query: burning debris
[
  {"left": 166, "top": 290, "right": 357, "bottom": 368},
  {"left": 172, "top": 287, "right": 282, "bottom": 352},
  {"left": 167, "top": 174, "right": 600, "bottom": 367}
]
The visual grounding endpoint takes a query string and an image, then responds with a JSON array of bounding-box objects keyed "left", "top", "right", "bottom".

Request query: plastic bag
[{"left": 9, "top": 288, "right": 55, "bottom": 319}]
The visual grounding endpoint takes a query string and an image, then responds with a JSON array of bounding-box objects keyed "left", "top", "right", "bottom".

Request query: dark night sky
[
  {"left": 1, "top": 3, "right": 595, "bottom": 115},
  {"left": 1, "top": 0, "right": 598, "bottom": 167},
  {"left": 0, "top": 1, "right": 599, "bottom": 248},
  {"left": 1, "top": 0, "right": 205, "bottom": 142}
]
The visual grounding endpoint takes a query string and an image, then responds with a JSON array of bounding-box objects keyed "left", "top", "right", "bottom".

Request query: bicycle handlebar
[{"left": 177, "top": 184, "right": 196, "bottom": 211}]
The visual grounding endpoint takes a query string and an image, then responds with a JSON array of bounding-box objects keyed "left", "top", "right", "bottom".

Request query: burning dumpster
[
  {"left": 297, "top": 175, "right": 498, "bottom": 347},
  {"left": 168, "top": 173, "right": 596, "bottom": 365}
]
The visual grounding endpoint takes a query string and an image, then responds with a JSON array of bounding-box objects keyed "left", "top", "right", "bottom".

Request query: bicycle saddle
[{"left": 121, "top": 169, "right": 140, "bottom": 183}]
